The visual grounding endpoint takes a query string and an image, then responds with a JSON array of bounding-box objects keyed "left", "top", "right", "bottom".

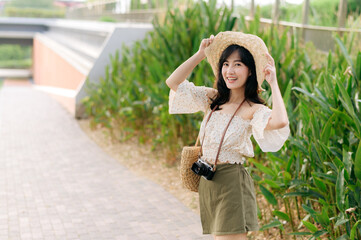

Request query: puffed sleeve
[
  {"left": 168, "top": 80, "right": 216, "bottom": 114},
  {"left": 250, "top": 105, "right": 290, "bottom": 152}
]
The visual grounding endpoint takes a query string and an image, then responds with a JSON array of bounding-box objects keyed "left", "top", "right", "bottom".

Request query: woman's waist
[{"left": 200, "top": 151, "right": 247, "bottom": 165}]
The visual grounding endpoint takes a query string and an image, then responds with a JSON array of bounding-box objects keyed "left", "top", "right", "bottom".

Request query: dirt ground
[{"left": 77, "top": 119, "right": 306, "bottom": 240}]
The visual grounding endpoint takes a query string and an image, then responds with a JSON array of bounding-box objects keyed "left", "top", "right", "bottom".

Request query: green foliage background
[
  {"left": 83, "top": 0, "right": 361, "bottom": 239},
  {"left": 0, "top": 45, "right": 32, "bottom": 69},
  {"left": 10, "top": 0, "right": 54, "bottom": 9},
  {"left": 5, "top": 0, "right": 65, "bottom": 18},
  {"left": 258, "top": 0, "right": 360, "bottom": 27}
]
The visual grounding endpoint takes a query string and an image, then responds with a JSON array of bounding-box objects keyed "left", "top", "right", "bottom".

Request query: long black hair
[{"left": 210, "top": 45, "right": 265, "bottom": 110}]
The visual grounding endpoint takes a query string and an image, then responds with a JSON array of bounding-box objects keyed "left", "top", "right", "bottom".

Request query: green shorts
[{"left": 198, "top": 164, "right": 259, "bottom": 235}]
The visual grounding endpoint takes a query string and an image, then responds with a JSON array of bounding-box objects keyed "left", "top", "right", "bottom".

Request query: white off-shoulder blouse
[{"left": 169, "top": 80, "right": 290, "bottom": 165}]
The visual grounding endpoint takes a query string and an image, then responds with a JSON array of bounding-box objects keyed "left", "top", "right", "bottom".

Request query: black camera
[{"left": 191, "top": 158, "right": 216, "bottom": 180}]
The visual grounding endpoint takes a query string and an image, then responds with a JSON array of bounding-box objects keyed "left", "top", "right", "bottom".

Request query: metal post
[
  {"left": 272, "top": 0, "right": 280, "bottom": 24},
  {"left": 302, "top": 0, "right": 310, "bottom": 41},
  {"left": 250, "top": 0, "right": 254, "bottom": 18},
  {"left": 338, "top": 0, "right": 348, "bottom": 28},
  {"left": 302, "top": 0, "right": 309, "bottom": 25}
]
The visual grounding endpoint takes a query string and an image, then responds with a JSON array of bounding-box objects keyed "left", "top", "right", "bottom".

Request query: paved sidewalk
[{"left": 0, "top": 86, "right": 211, "bottom": 240}]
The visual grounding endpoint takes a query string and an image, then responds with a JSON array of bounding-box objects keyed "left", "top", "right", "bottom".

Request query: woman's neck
[{"left": 228, "top": 88, "right": 245, "bottom": 104}]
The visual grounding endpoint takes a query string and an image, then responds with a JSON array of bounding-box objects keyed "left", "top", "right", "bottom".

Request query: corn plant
[{"left": 248, "top": 30, "right": 361, "bottom": 240}]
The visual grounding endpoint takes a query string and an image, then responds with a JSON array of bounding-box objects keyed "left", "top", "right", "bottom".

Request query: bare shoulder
[{"left": 250, "top": 103, "right": 266, "bottom": 115}]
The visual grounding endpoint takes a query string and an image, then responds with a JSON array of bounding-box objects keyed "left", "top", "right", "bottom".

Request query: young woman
[{"left": 166, "top": 31, "right": 290, "bottom": 240}]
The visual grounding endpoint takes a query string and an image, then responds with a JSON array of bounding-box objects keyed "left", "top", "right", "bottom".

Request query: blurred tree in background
[
  {"left": 347, "top": 0, "right": 361, "bottom": 15},
  {"left": 5, "top": 0, "right": 65, "bottom": 17},
  {"left": 10, "top": 0, "right": 54, "bottom": 9},
  {"left": 0, "top": 45, "right": 32, "bottom": 68}
]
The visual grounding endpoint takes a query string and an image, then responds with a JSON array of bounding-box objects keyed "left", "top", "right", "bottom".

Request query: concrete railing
[
  {"left": 0, "top": 18, "right": 152, "bottom": 117},
  {"left": 66, "top": 0, "right": 166, "bottom": 23},
  {"left": 247, "top": 16, "right": 361, "bottom": 52},
  {"left": 67, "top": 8, "right": 165, "bottom": 23},
  {"left": 0, "top": 18, "right": 48, "bottom": 45}
]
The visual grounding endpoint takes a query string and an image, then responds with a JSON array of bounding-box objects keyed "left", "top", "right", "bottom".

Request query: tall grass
[{"left": 83, "top": 0, "right": 361, "bottom": 238}]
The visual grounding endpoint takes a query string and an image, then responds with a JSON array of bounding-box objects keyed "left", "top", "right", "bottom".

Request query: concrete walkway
[{"left": 0, "top": 85, "right": 211, "bottom": 240}]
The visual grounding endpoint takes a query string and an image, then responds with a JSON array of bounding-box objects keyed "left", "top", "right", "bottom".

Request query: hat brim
[{"left": 205, "top": 31, "right": 269, "bottom": 92}]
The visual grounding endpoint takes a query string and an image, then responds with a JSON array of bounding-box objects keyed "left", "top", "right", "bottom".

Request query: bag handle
[{"left": 198, "top": 99, "right": 246, "bottom": 170}]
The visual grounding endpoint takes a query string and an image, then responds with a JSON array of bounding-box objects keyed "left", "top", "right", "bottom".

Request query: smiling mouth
[{"left": 227, "top": 77, "right": 237, "bottom": 83}]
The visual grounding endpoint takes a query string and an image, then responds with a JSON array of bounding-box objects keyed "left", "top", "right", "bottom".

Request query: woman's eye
[{"left": 223, "top": 63, "right": 229, "bottom": 66}]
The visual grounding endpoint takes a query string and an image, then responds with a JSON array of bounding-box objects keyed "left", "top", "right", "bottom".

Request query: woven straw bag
[
  {"left": 179, "top": 105, "right": 216, "bottom": 192},
  {"left": 180, "top": 143, "right": 201, "bottom": 192}
]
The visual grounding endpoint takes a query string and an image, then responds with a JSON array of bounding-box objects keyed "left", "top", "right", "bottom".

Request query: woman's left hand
[{"left": 263, "top": 53, "right": 277, "bottom": 87}]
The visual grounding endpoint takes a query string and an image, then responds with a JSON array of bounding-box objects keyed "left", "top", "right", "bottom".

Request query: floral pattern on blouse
[{"left": 169, "top": 80, "right": 290, "bottom": 164}]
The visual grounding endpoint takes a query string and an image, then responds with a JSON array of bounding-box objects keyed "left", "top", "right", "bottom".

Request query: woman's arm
[
  {"left": 263, "top": 53, "right": 289, "bottom": 130},
  {"left": 166, "top": 35, "right": 214, "bottom": 91}
]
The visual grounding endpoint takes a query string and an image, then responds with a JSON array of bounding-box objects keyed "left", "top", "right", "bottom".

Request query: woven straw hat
[{"left": 205, "top": 31, "right": 269, "bottom": 92}]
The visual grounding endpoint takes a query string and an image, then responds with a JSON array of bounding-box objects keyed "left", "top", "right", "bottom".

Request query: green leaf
[
  {"left": 292, "top": 87, "right": 331, "bottom": 114},
  {"left": 302, "top": 220, "right": 318, "bottom": 233},
  {"left": 317, "top": 206, "right": 330, "bottom": 227},
  {"left": 263, "top": 179, "right": 281, "bottom": 189},
  {"left": 313, "top": 229, "right": 328, "bottom": 237},
  {"left": 336, "top": 234, "right": 350, "bottom": 240},
  {"left": 335, "top": 36, "right": 356, "bottom": 79},
  {"left": 336, "top": 168, "right": 345, "bottom": 211},
  {"left": 320, "top": 113, "right": 335, "bottom": 144},
  {"left": 356, "top": 52, "right": 361, "bottom": 81},
  {"left": 259, "top": 184, "right": 277, "bottom": 205},
  {"left": 288, "top": 232, "right": 312, "bottom": 236},
  {"left": 248, "top": 159, "right": 277, "bottom": 177},
  {"left": 260, "top": 219, "right": 283, "bottom": 231},
  {"left": 302, "top": 204, "right": 317, "bottom": 215},
  {"left": 283, "top": 171, "right": 292, "bottom": 185},
  {"left": 272, "top": 210, "right": 290, "bottom": 222},
  {"left": 330, "top": 107, "right": 357, "bottom": 132},
  {"left": 355, "top": 140, "right": 361, "bottom": 182},
  {"left": 312, "top": 175, "right": 328, "bottom": 193},
  {"left": 282, "top": 49, "right": 296, "bottom": 69},
  {"left": 312, "top": 172, "right": 337, "bottom": 183},
  {"left": 333, "top": 75, "right": 361, "bottom": 136},
  {"left": 334, "top": 219, "right": 349, "bottom": 228},
  {"left": 342, "top": 148, "right": 352, "bottom": 181},
  {"left": 284, "top": 190, "right": 325, "bottom": 200},
  {"left": 332, "top": 157, "right": 344, "bottom": 170},
  {"left": 350, "top": 220, "right": 361, "bottom": 240}
]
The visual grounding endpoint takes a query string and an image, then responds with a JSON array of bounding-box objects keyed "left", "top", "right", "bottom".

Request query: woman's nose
[{"left": 227, "top": 65, "right": 235, "bottom": 74}]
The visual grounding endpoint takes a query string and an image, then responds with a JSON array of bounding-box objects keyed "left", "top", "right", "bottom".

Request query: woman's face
[{"left": 221, "top": 50, "right": 250, "bottom": 90}]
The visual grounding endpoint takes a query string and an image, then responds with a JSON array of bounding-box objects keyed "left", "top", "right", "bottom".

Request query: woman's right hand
[
  {"left": 197, "top": 35, "right": 215, "bottom": 59},
  {"left": 166, "top": 35, "right": 214, "bottom": 91}
]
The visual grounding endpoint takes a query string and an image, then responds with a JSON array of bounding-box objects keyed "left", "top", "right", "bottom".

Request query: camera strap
[{"left": 199, "top": 99, "right": 246, "bottom": 171}]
